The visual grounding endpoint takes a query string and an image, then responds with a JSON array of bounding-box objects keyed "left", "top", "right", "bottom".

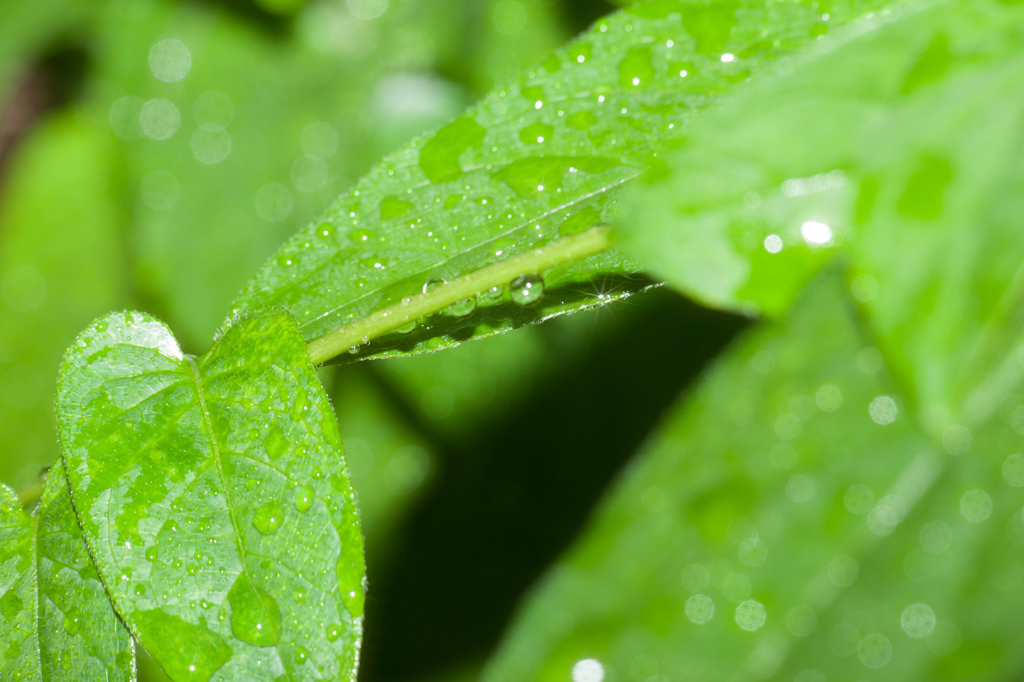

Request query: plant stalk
[{"left": 306, "top": 225, "right": 614, "bottom": 365}]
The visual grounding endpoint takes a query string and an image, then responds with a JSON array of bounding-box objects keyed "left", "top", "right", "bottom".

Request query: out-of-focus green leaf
[
  {"left": 331, "top": 365, "right": 439, "bottom": 548},
  {"left": 0, "top": 0, "right": 90, "bottom": 104},
  {"left": 81, "top": 0, "right": 482, "bottom": 350},
  {"left": 229, "top": 0, "right": 890, "bottom": 362},
  {"left": 616, "top": 0, "right": 938, "bottom": 316},
  {"left": 483, "top": 274, "right": 1024, "bottom": 681},
  {"left": 377, "top": 321, "right": 553, "bottom": 441},
  {"left": 0, "top": 467, "right": 135, "bottom": 681},
  {"left": 0, "top": 112, "right": 128, "bottom": 487},
  {"left": 617, "top": 0, "right": 1024, "bottom": 387},
  {"left": 56, "top": 310, "right": 364, "bottom": 680},
  {"left": 839, "top": 15, "right": 1024, "bottom": 437}
]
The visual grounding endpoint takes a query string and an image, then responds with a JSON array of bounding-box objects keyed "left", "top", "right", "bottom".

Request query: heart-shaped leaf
[{"left": 56, "top": 309, "right": 364, "bottom": 681}]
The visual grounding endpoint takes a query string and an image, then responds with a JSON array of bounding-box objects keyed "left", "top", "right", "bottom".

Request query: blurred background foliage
[{"left": 0, "top": 1, "right": 748, "bottom": 680}]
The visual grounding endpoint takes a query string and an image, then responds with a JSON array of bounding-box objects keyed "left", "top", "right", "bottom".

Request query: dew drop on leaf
[
  {"left": 479, "top": 285, "right": 504, "bottom": 305},
  {"left": 510, "top": 274, "right": 544, "bottom": 305},
  {"left": 349, "top": 229, "right": 376, "bottom": 243},
  {"left": 294, "top": 487, "right": 314, "bottom": 512},
  {"left": 253, "top": 501, "right": 285, "bottom": 535},
  {"left": 443, "top": 297, "right": 477, "bottom": 317},
  {"left": 227, "top": 575, "right": 282, "bottom": 647}
]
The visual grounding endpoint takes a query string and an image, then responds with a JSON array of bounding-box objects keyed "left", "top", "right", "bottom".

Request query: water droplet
[
  {"left": 735, "top": 600, "right": 766, "bottom": 631},
  {"left": 423, "top": 278, "right": 445, "bottom": 294},
  {"left": 869, "top": 396, "right": 898, "bottom": 424},
  {"left": 325, "top": 624, "right": 342, "bottom": 642},
  {"left": 764, "top": 234, "right": 783, "bottom": 253},
  {"left": 396, "top": 320, "right": 417, "bottom": 334},
  {"left": 145, "top": 546, "right": 158, "bottom": 562},
  {"left": 960, "top": 489, "right": 992, "bottom": 522},
  {"left": 294, "top": 487, "right": 314, "bottom": 512},
  {"left": 901, "top": 603, "right": 936, "bottom": 638},
  {"left": 134, "top": 584, "right": 146, "bottom": 596},
  {"left": 685, "top": 594, "right": 715, "bottom": 624},
  {"left": 349, "top": 229, "right": 376, "bottom": 243},
  {"left": 618, "top": 47, "right": 654, "bottom": 87},
  {"left": 858, "top": 633, "right": 892, "bottom": 668},
  {"left": 228, "top": 575, "right": 281, "bottom": 646},
  {"left": 510, "top": 274, "right": 544, "bottom": 305},
  {"left": 253, "top": 501, "right": 285, "bottom": 535},
  {"left": 295, "top": 646, "right": 309, "bottom": 665},
  {"left": 479, "top": 285, "right": 504, "bottom": 305},
  {"left": 443, "top": 297, "right": 476, "bottom": 317},
  {"left": 317, "top": 223, "right": 335, "bottom": 239}
]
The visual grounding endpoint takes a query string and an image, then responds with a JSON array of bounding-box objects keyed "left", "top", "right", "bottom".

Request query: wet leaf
[
  {"left": 836, "top": 9, "right": 1024, "bottom": 437},
  {"left": 483, "top": 273, "right": 1024, "bottom": 681},
  {"left": 229, "top": 0, "right": 891, "bottom": 362},
  {"left": 617, "top": 0, "right": 1024, "bottom": 359},
  {"left": 0, "top": 466, "right": 135, "bottom": 681},
  {"left": 56, "top": 309, "right": 364, "bottom": 681}
]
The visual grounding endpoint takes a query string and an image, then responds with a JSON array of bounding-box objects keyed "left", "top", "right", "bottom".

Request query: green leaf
[
  {"left": 56, "top": 309, "right": 365, "bottom": 680},
  {"left": 0, "top": 466, "right": 135, "bottom": 680},
  {"left": 483, "top": 273, "right": 1024, "bottom": 680},
  {"left": 617, "top": 0, "right": 1024, "bottom": 361},
  {"left": 0, "top": 0, "right": 90, "bottom": 104},
  {"left": 228, "top": 0, "right": 889, "bottom": 363},
  {"left": 0, "top": 112, "right": 128, "bottom": 488},
  {"left": 838, "top": 9, "right": 1024, "bottom": 435},
  {"left": 615, "top": 2, "right": 937, "bottom": 316}
]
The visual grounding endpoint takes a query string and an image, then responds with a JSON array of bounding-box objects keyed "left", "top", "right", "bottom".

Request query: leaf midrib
[{"left": 186, "top": 355, "right": 293, "bottom": 681}]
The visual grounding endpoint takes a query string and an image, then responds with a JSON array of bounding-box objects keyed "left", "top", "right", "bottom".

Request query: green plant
[{"left": 2, "top": 0, "right": 1024, "bottom": 680}]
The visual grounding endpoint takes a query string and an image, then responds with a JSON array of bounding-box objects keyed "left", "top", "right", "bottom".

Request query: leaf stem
[{"left": 306, "top": 225, "right": 614, "bottom": 365}]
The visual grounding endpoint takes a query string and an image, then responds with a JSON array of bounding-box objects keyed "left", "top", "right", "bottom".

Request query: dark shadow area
[
  {"left": 193, "top": 0, "right": 291, "bottom": 36},
  {"left": 0, "top": 43, "right": 90, "bottom": 191},
  {"left": 328, "top": 275, "right": 657, "bottom": 365},
  {"left": 356, "top": 288, "right": 747, "bottom": 681},
  {"left": 560, "top": 0, "right": 619, "bottom": 34}
]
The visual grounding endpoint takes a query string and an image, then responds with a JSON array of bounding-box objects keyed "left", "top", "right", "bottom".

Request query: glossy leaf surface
[
  {"left": 0, "top": 467, "right": 135, "bottom": 681},
  {"left": 229, "top": 0, "right": 889, "bottom": 362},
  {"left": 56, "top": 310, "right": 364, "bottom": 681},
  {"left": 618, "top": 0, "right": 1024, "bottom": 367},
  {"left": 484, "top": 275, "right": 1024, "bottom": 680}
]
